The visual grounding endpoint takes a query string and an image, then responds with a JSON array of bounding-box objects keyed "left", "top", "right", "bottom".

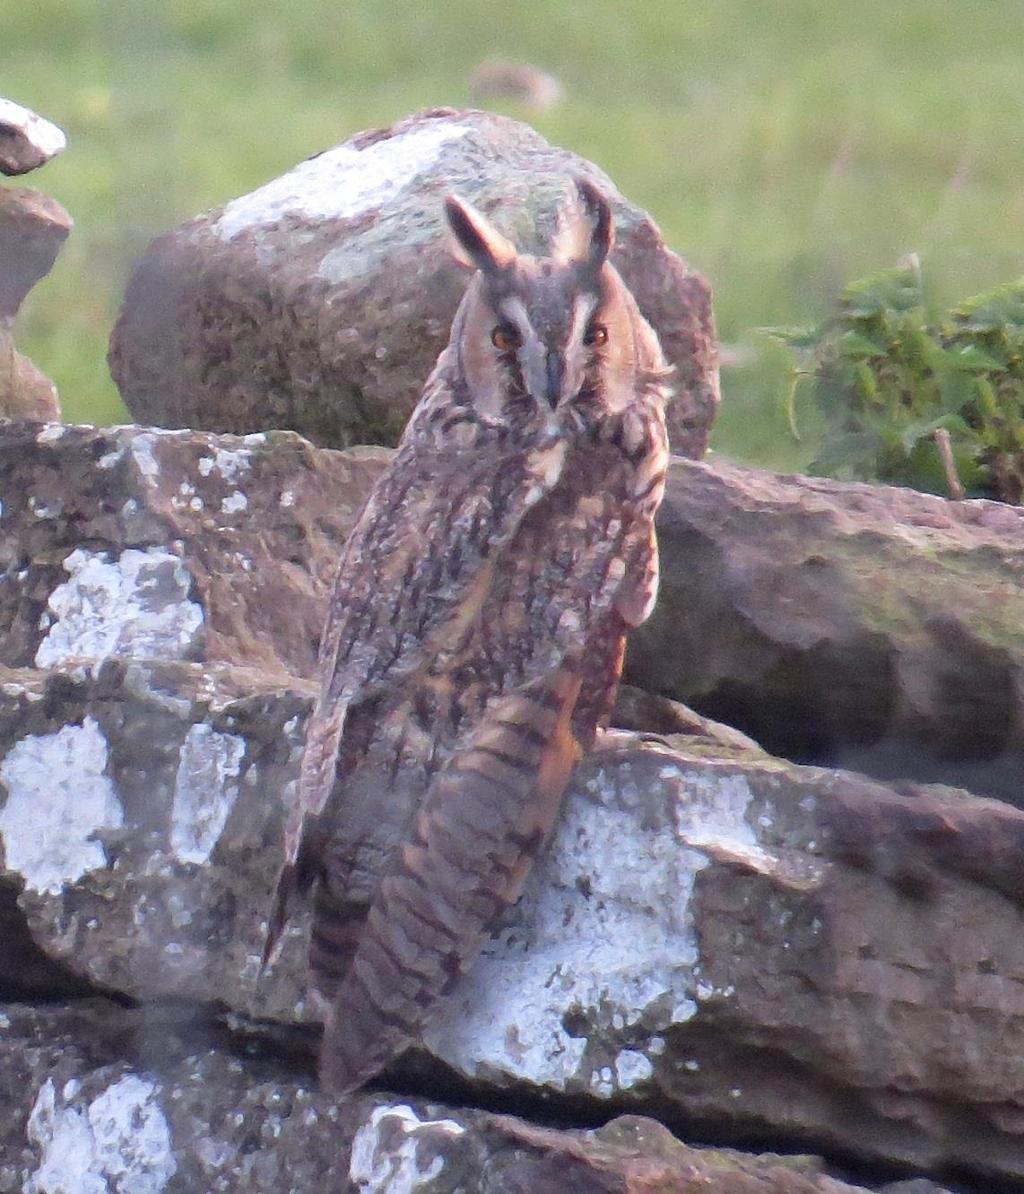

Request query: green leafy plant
[{"left": 768, "top": 257, "right": 1024, "bottom": 503}]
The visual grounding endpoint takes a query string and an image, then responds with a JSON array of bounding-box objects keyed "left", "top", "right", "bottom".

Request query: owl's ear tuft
[
  {"left": 574, "top": 177, "right": 614, "bottom": 273},
  {"left": 445, "top": 195, "right": 517, "bottom": 274}
]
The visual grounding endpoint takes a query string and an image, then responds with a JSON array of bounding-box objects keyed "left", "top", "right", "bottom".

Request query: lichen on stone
[
  {"left": 35, "top": 547, "right": 205, "bottom": 668},
  {"left": 0, "top": 717, "right": 123, "bottom": 895}
]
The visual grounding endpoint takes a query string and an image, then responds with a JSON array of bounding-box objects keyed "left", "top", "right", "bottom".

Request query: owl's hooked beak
[
  {"left": 530, "top": 349, "right": 570, "bottom": 447},
  {"left": 523, "top": 346, "right": 569, "bottom": 413},
  {"left": 544, "top": 351, "right": 566, "bottom": 408}
]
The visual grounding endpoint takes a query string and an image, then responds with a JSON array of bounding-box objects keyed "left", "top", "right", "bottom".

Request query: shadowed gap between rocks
[
  {"left": 672, "top": 627, "right": 1021, "bottom": 803},
  {"left": 0, "top": 881, "right": 129, "bottom": 1004}
]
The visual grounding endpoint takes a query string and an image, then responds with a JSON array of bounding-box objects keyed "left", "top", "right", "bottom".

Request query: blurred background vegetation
[{"left": 5, "top": 0, "right": 1024, "bottom": 471}]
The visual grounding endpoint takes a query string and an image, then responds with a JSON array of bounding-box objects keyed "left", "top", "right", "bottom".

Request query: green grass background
[{"left": 5, "top": 1, "right": 1024, "bottom": 469}]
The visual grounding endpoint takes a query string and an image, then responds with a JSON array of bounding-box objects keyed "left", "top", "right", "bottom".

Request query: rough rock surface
[
  {"left": 0, "top": 98, "right": 66, "bottom": 177},
  {"left": 0, "top": 422, "right": 388, "bottom": 678},
  {"left": 109, "top": 107, "right": 719, "bottom": 457},
  {"left": 0, "top": 1003, "right": 885, "bottom": 1194},
  {"left": 3, "top": 658, "right": 1024, "bottom": 1183},
  {"left": 6, "top": 422, "right": 1023, "bottom": 802},
  {"left": 0, "top": 660, "right": 313, "bottom": 1021},
  {"left": 1, "top": 338, "right": 60, "bottom": 422},
  {"left": 629, "top": 457, "right": 1024, "bottom": 803}
]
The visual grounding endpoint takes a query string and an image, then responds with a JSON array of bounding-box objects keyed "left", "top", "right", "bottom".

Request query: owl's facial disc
[
  {"left": 445, "top": 180, "right": 624, "bottom": 431},
  {"left": 494, "top": 275, "right": 603, "bottom": 416}
]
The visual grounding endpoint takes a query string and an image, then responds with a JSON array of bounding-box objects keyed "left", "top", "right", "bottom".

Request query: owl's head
[{"left": 443, "top": 180, "right": 666, "bottom": 437}]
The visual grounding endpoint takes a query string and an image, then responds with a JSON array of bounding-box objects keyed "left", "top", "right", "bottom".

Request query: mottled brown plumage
[{"left": 264, "top": 179, "right": 671, "bottom": 1094}]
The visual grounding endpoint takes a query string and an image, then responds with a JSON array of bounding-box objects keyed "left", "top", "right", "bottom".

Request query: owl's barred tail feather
[{"left": 318, "top": 663, "right": 583, "bottom": 1095}]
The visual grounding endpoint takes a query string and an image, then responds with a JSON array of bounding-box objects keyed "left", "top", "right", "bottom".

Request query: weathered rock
[
  {"left": 629, "top": 457, "right": 1024, "bottom": 803},
  {"left": 0, "top": 660, "right": 313, "bottom": 1022},
  {"left": 0, "top": 1001, "right": 902, "bottom": 1194},
  {"left": 0, "top": 423, "right": 388, "bottom": 678},
  {"left": 0, "top": 99, "right": 66, "bottom": 177},
  {"left": 0, "top": 186, "right": 72, "bottom": 319},
  {"left": 879, "top": 1184, "right": 958, "bottom": 1194},
  {"left": 4, "top": 658, "right": 1024, "bottom": 1181},
  {"left": 0, "top": 184, "right": 71, "bottom": 422},
  {"left": 0, "top": 333, "right": 60, "bottom": 422},
  {"left": 109, "top": 107, "right": 719, "bottom": 457},
  {"left": 612, "top": 683, "right": 765, "bottom": 755}
]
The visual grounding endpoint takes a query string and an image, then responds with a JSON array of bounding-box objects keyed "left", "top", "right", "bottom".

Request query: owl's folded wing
[
  {"left": 261, "top": 434, "right": 567, "bottom": 967},
  {"left": 319, "top": 660, "right": 584, "bottom": 1094}
]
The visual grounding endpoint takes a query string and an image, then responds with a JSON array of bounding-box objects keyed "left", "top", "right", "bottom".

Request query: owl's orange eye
[
  {"left": 585, "top": 323, "right": 609, "bottom": 347},
  {"left": 491, "top": 325, "right": 520, "bottom": 352}
]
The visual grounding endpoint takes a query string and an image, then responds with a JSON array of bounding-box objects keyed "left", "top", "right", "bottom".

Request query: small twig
[
  {"left": 783, "top": 369, "right": 806, "bottom": 443},
  {"left": 933, "top": 428, "right": 965, "bottom": 500}
]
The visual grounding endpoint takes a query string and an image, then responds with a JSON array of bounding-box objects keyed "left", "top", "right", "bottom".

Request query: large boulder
[
  {"left": 629, "top": 457, "right": 1024, "bottom": 803},
  {"left": 108, "top": 107, "right": 719, "bottom": 458},
  {"left": 3, "top": 657, "right": 1024, "bottom": 1182},
  {"left": 0, "top": 422, "right": 387, "bottom": 678}
]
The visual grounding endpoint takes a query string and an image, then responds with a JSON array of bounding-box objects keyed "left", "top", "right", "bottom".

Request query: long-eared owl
[{"left": 264, "top": 179, "right": 672, "bottom": 1094}]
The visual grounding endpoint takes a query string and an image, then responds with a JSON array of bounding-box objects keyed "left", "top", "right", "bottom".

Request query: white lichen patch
[
  {"left": 212, "top": 446, "right": 251, "bottom": 481},
  {"left": 615, "top": 1048, "right": 654, "bottom": 1089},
  {"left": 169, "top": 724, "right": 246, "bottom": 865},
  {"left": 36, "top": 423, "right": 67, "bottom": 443},
  {"left": 129, "top": 433, "right": 161, "bottom": 482},
  {"left": 349, "top": 1103, "right": 463, "bottom": 1193},
  {"left": 29, "top": 495, "right": 58, "bottom": 519},
  {"left": 220, "top": 491, "right": 248, "bottom": 514},
  {"left": 26, "top": 1074, "right": 176, "bottom": 1194},
  {"left": 35, "top": 547, "right": 204, "bottom": 667},
  {"left": 674, "top": 771, "right": 760, "bottom": 856},
  {"left": 197, "top": 446, "right": 253, "bottom": 486},
  {"left": 424, "top": 759, "right": 760, "bottom": 1093},
  {"left": 0, "top": 718, "right": 123, "bottom": 895},
  {"left": 216, "top": 121, "right": 469, "bottom": 240}
]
